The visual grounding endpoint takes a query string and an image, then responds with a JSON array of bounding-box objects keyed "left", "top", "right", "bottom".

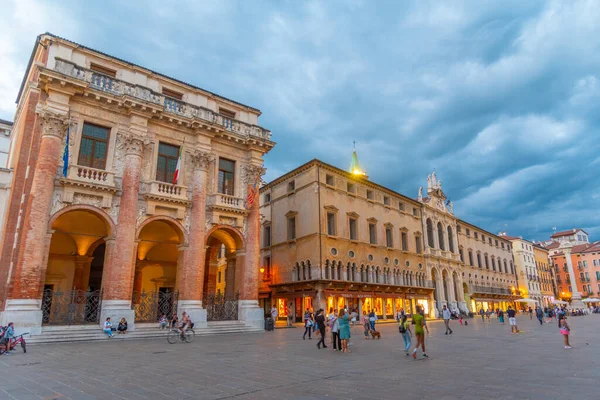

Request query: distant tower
[{"left": 349, "top": 141, "right": 368, "bottom": 179}]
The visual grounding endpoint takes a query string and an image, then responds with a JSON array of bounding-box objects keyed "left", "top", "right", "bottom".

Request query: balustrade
[
  {"left": 65, "top": 165, "right": 115, "bottom": 187},
  {"left": 53, "top": 58, "right": 271, "bottom": 140},
  {"left": 207, "top": 193, "right": 245, "bottom": 210},
  {"left": 148, "top": 181, "right": 188, "bottom": 200}
]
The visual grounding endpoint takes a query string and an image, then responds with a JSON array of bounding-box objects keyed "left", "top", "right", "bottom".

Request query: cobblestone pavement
[{"left": 1, "top": 315, "right": 598, "bottom": 400}]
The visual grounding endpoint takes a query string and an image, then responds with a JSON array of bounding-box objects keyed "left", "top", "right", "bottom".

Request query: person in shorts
[{"left": 507, "top": 306, "right": 518, "bottom": 334}]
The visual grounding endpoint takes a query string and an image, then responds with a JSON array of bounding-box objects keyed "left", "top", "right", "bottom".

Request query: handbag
[{"left": 111, "top": 327, "right": 116, "bottom": 332}]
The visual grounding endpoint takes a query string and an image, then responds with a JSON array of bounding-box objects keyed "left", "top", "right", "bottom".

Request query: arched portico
[
  {"left": 41, "top": 206, "right": 115, "bottom": 325},
  {"left": 132, "top": 216, "right": 187, "bottom": 323},
  {"left": 203, "top": 225, "right": 246, "bottom": 321}
]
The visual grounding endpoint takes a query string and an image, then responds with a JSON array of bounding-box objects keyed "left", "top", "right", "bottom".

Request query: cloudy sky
[{"left": 1, "top": 0, "right": 599, "bottom": 242}]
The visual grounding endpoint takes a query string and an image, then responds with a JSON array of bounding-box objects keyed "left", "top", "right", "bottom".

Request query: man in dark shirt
[
  {"left": 315, "top": 309, "right": 328, "bottom": 349},
  {"left": 507, "top": 306, "right": 518, "bottom": 334}
]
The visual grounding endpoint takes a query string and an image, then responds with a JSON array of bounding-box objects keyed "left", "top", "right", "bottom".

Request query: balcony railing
[
  {"left": 53, "top": 59, "right": 271, "bottom": 141},
  {"left": 207, "top": 193, "right": 245, "bottom": 211},
  {"left": 148, "top": 181, "right": 188, "bottom": 201},
  {"left": 65, "top": 165, "right": 115, "bottom": 187}
]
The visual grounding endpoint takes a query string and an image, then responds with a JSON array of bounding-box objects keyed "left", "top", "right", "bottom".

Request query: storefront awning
[
  {"left": 406, "top": 294, "right": 431, "bottom": 300},
  {"left": 323, "top": 291, "right": 408, "bottom": 299}
]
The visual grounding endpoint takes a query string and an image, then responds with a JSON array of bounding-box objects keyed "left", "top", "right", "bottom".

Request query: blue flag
[{"left": 62, "top": 120, "right": 69, "bottom": 177}]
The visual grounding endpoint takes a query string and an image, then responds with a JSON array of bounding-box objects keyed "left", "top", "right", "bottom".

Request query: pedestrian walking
[
  {"left": 368, "top": 309, "right": 377, "bottom": 331},
  {"left": 399, "top": 315, "right": 412, "bottom": 356},
  {"left": 559, "top": 316, "right": 571, "bottom": 349},
  {"left": 498, "top": 309, "right": 505, "bottom": 324},
  {"left": 507, "top": 306, "right": 518, "bottom": 334},
  {"left": 528, "top": 306, "right": 533, "bottom": 320},
  {"left": 315, "top": 309, "right": 327, "bottom": 349},
  {"left": 302, "top": 309, "right": 313, "bottom": 340},
  {"left": 270, "top": 305, "right": 278, "bottom": 323},
  {"left": 330, "top": 311, "right": 341, "bottom": 351},
  {"left": 287, "top": 303, "right": 293, "bottom": 327},
  {"left": 412, "top": 305, "right": 428, "bottom": 359},
  {"left": 442, "top": 305, "right": 453, "bottom": 335},
  {"left": 338, "top": 309, "right": 351, "bottom": 353},
  {"left": 480, "top": 308, "right": 485, "bottom": 321},
  {"left": 536, "top": 307, "right": 543, "bottom": 325},
  {"left": 362, "top": 311, "right": 370, "bottom": 339}
]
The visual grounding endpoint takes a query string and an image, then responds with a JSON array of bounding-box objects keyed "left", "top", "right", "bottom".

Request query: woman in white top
[{"left": 103, "top": 317, "right": 114, "bottom": 338}]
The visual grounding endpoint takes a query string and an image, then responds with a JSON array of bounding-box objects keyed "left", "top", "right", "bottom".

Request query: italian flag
[{"left": 172, "top": 146, "right": 182, "bottom": 184}]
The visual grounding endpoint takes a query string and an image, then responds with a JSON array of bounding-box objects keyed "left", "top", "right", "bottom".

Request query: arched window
[
  {"left": 325, "top": 260, "right": 330, "bottom": 279},
  {"left": 477, "top": 253, "right": 482, "bottom": 268},
  {"left": 484, "top": 254, "right": 489, "bottom": 269},
  {"left": 337, "top": 262, "right": 342, "bottom": 280},
  {"left": 437, "top": 222, "right": 445, "bottom": 250},
  {"left": 492, "top": 257, "right": 496, "bottom": 271},
  {"left": 296, "top": 262, "right": 301, "bottom": 281},
  {"left": 504, "top": 260, "right": 508, "bottom": 274},
  {"left": 447, "top": 226, "right": 454, "bottom": 252},
  {"left": 426, "top": 219, "right": 434, "bottom": 248},
  {"left": 302, "top": 261, "right": 307, "bottom": 280}
]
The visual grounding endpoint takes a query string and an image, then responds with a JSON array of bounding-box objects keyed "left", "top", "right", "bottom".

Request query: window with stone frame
[
  {"left": 263, "top": 225, "right": 271, "bottom": 247},
  {"left": 327, "top": 212, "right": 336, "bottom": 236},
  {"left": 287, "top": 215, "right": 296, "bottom": 240},
  {"left": 385, "top": 226, "right": 393, "bottom": 248},
  {"left": 349, "top": 217, "right": 358, "bottom": 240},
  {"left": 156, "top": 142, "right": 180, "bottom": 183},
  {"left": 217, "top": 158, "right": 235, "bottom": 195},
  {"left": 469, "top": 250, "right": 474, "bottom": 266},
  {"left": 459, "top": 247, "right": 464, "bottom": 262},
  {"left": 369, "top": 222, "right": 377, "bottom": 245},
  {"left": 415, "top": 235, "right": 423, "bottom": 254},
  {"left": 325, "top": 174, "right": 335, "bottom": 186},
  {"left": 477, "top": 253, "right": 482, "bottom": 268},
  {"left": 401, "top": 231, "right": 408, "bottom": 251},
  {"left": 78, "top": 123, "right": 110, "bottom": 170}
]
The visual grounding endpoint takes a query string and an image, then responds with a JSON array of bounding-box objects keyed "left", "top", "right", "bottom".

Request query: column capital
[
  {"left": 189, "top": 149, "right": 214, "bottom": 171},
  {"left": 38, "top": 109, "right": 69, "bottom": 140},
  {"left": 121, "top": 135, "right": 146, "bottom": 156},
  {"left": 241, "top": 163, "right": 266, "bottom": 185}
]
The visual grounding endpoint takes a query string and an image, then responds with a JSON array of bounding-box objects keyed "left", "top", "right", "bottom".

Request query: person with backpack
[{"left": 399, "top": 315, "right": 412, "bottom": 356}]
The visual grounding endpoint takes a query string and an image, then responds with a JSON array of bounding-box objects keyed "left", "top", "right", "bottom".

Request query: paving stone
[{"left": 0, "top": 316, "right": 598, "bottom": 399}]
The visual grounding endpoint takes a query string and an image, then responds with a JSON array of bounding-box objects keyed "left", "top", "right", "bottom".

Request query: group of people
[
  {"left": 302, "top": 308, "right": 352, "bottom": 352},
  {"left": 102, "top": 317, "right": 128, "bottom": 338}
]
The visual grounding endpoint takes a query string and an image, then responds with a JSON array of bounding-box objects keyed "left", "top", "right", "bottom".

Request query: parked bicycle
[
  {"left": 0, "top": 332, "right": 28, "bottom": 355},
  {"left": 167, "top": 327, "right": 195, "bottom": 344}
]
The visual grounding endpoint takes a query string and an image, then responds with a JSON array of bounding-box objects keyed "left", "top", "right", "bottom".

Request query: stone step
[{"left": 27, "top": 322, "right": 263, "bottom": 344}]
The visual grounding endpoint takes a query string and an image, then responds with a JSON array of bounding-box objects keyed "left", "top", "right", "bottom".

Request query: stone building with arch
[
  {"left": 259, "top": 158, "right": 434, "bottom": 321},
  {"left": 0, "top": 33, "right": 274, "bottom": 335}
]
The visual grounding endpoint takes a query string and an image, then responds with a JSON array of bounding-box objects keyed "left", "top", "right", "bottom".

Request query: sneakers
[
  {"left": 412, "top": 350, "right": 417, "bottom": 359},
  {"left": 422, "top": 353, "right": 429, "bottom": 358},
  {"left": 565, "top": 346, "right": 572, "bottom": 349},
  {"left": 405, "top": 352, "right": 410, "bottom": 356}
]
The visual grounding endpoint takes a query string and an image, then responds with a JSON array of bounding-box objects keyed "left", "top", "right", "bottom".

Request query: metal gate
[
  {"left": 41, "top": 289, "right": 103, "bottom": 325},
  {"left": 132, "top": 290, "right": 178, "bottom": 323},
  {"left": 204, "top": 292, "right": 239, "bottom": 321}
]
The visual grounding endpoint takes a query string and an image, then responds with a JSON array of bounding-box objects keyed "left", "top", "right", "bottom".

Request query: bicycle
[
  {"left": 0, "top": 333, "right": 28, "bottom": 355},
  {"left": 167, "top": 327, "right": 195, "bottom": 344}
]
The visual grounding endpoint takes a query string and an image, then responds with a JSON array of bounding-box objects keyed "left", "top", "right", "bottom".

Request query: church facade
[{"left": 0, "top": 33, "right": 274, "bottom": 334}]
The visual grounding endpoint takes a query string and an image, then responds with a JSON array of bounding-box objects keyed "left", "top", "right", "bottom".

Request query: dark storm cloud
[{"left": 1, "top": 0, "right": 599, "bottom": 241}]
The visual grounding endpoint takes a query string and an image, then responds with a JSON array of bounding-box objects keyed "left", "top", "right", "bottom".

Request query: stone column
[
  {"left": 562, "top": 243, "right": 585, "bottom": 309},
  {"left": 100, "top": 127, "right": 145, "bottom": 330},
  {"left": 238, "top": 164, "right": 265, "bottom": 329},
  {"left": 447, "top": 275, "right": 458, "bottom": 310},
  {"left": 73, "top": 256, "right": 92, "bottom": 291},
  {"left": 3, "top": 111, "right": 67, "bottom": 334},
  {"left": 178, "top": 150, "right": 212, "bottom": 327},
  {"left": 225, "top": 256, "right": 236, "bottom": 300}
]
